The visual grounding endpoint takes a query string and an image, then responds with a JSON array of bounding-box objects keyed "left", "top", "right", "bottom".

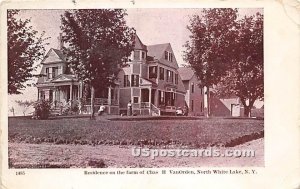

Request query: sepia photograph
[{"left": 7, "top": 8, "right": 264, "bottom": 168}]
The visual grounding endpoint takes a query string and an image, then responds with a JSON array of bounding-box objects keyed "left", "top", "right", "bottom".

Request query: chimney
[{"left": 57, "top": 33, "right": 63, "bottom": 50}]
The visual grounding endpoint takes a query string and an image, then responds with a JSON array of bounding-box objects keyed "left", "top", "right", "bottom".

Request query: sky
[{"left": 8, "top": 8, "right": 262, "bottom": 116}]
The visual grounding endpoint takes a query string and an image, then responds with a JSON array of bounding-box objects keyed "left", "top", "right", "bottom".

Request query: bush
[{"left": 33, "top": 100, "right": 51, "bottom": 119}]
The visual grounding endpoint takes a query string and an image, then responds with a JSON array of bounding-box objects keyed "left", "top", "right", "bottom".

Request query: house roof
[
  {"left": 178, "top": 67, "right": 195, "bottom": 81},
  {"left": 147, "top": 43, "right": 169, "bottom": 60},
  {"left": 134, "top": 34, "right": 147, "bottom": 50},
  {"left": 52, "top": 48, "right": 66, "bottom": 61},
  {"left": 41, "top": 48, "right": 66, "bottom": 64}
]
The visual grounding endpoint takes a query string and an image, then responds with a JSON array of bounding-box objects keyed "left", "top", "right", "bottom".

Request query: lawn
[{"left": 8, "top": 117, "right": 264, "bottom": 147}]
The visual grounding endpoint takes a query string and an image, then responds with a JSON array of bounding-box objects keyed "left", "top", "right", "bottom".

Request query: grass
[{"left": 8, "top": 117, "right": 264, "bottom": 147}]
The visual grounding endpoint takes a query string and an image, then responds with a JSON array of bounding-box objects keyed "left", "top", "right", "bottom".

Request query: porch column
[
  {"left": 70, "top": 84, "right": 73, "bottom": 106},
  {"left": 77, "top": 84, "right": 80, "bottom": 100},
  {"left": 149, "top": 88, "right": 152, "bottom": 105},
  {"left": 108, "top": 87, "right": 112, "bottom": 105},
  {"left": 80, "top": 81, "right": 83, "bottom": 98},
  {"left": 117, "top": 87, "right": 120, "bottom": 105},
  {"left": 155, "top": 90, "right": 159, "bottom": 106}
]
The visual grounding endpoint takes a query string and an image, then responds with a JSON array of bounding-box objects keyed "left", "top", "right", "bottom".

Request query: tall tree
[
  {"left": 183, "top": 8, "right": 238, "bottom": 117},
  {"left": 8, "top": 10, "right": 49, "bottom": 94},
  {"left": 216, "top": 13, "right": 264, "bottom": 117},
  {"left": 60, "top": 9, "right": 135, "bottom": 118},
  {"left": 184, "top": 9, "right": 263, "bottom": 117}
]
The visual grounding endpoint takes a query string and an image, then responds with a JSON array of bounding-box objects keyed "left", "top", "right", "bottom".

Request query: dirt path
[{"left": 8, "top": 139, "right": 264, "bottom": 168}]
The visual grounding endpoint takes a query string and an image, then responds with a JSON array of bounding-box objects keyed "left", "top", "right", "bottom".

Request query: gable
[
  {"left": 41, "top": 48, "right": 65, "bottom": 64},
  {"left": 147, "top": 43, "right": 179, "bottom": 69},
  {"left": 178, "top": 67, "right": 195, "bottom": 81},
  {"left": 134, "top": 34, "right": 147, "bottom": 50}
]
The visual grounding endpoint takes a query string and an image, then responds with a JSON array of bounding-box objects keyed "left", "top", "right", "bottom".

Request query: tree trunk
[
  {"left": 204, "top": 86, "right": 210, "bottom": 118},
  {"left": 207, "top": 87, "right": 210, "bottom": 117},
  {"left": 90, "top": 85, "right": 95, "bottom": 119},
  {"left": 244, "top": 106, "right": 251, "bottom": 117},
  {"left": 240, "top": 98, "right": 255, "bottom": 117}
]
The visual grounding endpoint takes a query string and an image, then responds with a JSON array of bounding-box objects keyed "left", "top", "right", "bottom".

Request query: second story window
[
  {"left": 159, "top": 67, "right": 164, "bottom": 80},
  {"left": 149, "top": 66, "right": 157, "bottom": 79},
  {"left": 175, "top": 74, "right": 178, "bottom": 84},
  {"left": 124, "top": 75, "right": 130, "bottom": 87},
  {"left": 52, "top": 67, "right": 58, "bottom": 78},
  {"left": 46, "top": 67, "right": 59, "bottom": 79},
  {"left": 166, "top": 70, "right": 172, "bottom": 82},
  {"left": 46, "top": 67, "right": 50, "bottom": 79},
  {"left": 131, "top": 75, "right": 139, "bottom": 87},
  {"left": 141, "top": 51, "right": 146, "bottom": 60},
  {"left": 134, "top": 50, "right": 140, "bottom": 60}
]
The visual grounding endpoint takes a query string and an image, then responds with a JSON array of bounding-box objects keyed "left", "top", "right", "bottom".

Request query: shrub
[{"left": 33, "top": 100, "right": 51, "bottom": 119}]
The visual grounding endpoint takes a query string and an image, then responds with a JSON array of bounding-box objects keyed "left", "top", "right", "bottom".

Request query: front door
[{"left": 141, "top": 88, "right": 149, "bottom": 102}]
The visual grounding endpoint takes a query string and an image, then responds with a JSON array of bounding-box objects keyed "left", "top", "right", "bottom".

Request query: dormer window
[
  {"left": 164, "top": 51, "right": 173, "bottom": 62},
  {"left": 46, "top": 67, "right": 59, "bottom": 79}
]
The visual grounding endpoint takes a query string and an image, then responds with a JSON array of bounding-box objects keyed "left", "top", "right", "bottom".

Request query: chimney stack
[{"left": 57, "top": 33, "right": 63, "bottom": 50}]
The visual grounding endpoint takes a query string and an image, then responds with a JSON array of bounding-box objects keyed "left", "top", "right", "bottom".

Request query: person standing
[
  {"left": 98, "top": 104, "right": 105, "bottom": 116},
  {"left": 127, "top": 100, "right": 132, "bottom": 116}
]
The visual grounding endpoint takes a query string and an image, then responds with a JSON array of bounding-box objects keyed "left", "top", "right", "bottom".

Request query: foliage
[
  {"left": 183, "top": 8, "right": 238, "bottom": 87},
  {"left": 216, "top": 13, "right": 264, "bottom": 116},
  {"left": 15, "top": 100, "right": 34, "bottom": 116},
  {"left": 8, "top": 10, "right": 49, "bottom": 94},
  {"left": 60, "top": 9, "right": 135, "bottom": 118},
  {"left": 33, "top": 99, "right": 51, "bottom": 119},
  {"left": 184, "top": 9, "right": 263, "bottom": 117}
]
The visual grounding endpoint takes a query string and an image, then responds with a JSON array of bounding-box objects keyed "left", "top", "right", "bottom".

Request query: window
[
  {"left": 175, "top": 74, "right": 178, "bottom": 84},
  {"left": 191, "top": 82, "right": 194, "bottom": 93},
  {"left": 191, "top": 100, "right": 194, "bottom": 111},
  {"left": 165, "top": 92, "right": 175, "bottom": 106},
  {"left": 166, "top": 70, "right": 172, "bottom": 82},
  {"left": 134, "top": 50, "right": 140, "bottom": 60},
  {"left": 165, "top": 51, "right": 168, "bottom": 60},
  {"left": 149, "top": 66, "right": 157, "bottom": 79},
  {"left": 46, "top": 67, "right": 51, "bottom": 79},
  {"left": 164, "top": 51, "right": 173, "bottom": 62},
  {"left": 159, "top": 67, "right": 164, "bottom": 80},
  {"left": 131, "top": 75, "right": 139, "bottom": 87},
  {"left": 158, "top": 90, "right": 165, "bottom": 105},
  {"left": 52, "top": 67, "right": 58, "bottom": 78},
  {"left": 133, "top": 97, "right": 139, "bottom": 103},
  {"left": 124, "top": 75, "right": 130, "bottom": 87},
  {"left": 141, "top": 51, "right": 146, "bottom": 60},
  {"left": 171, "top": 72, "right": 174, "bottom": 83},
  {"left": 40, "top": 91, "right": 45, "bottom": 99}
]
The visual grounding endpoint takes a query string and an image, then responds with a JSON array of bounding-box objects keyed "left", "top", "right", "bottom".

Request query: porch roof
[
  {"left": 140, "top": 78, "right": 158, "bottom": 87},
  {"left": 51, "top": 74, "right": 78, "bottom": 83}
]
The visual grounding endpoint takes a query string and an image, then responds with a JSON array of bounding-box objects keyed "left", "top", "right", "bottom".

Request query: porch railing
[
  {"left": 86, "top": 98, "right": 118, "bottom": 105},
  {"left": 140, "top": 102, "right": 150, "bottom": 108},
  {"left": 151, "top": 103, "right": 161, "bottom": 116}
]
